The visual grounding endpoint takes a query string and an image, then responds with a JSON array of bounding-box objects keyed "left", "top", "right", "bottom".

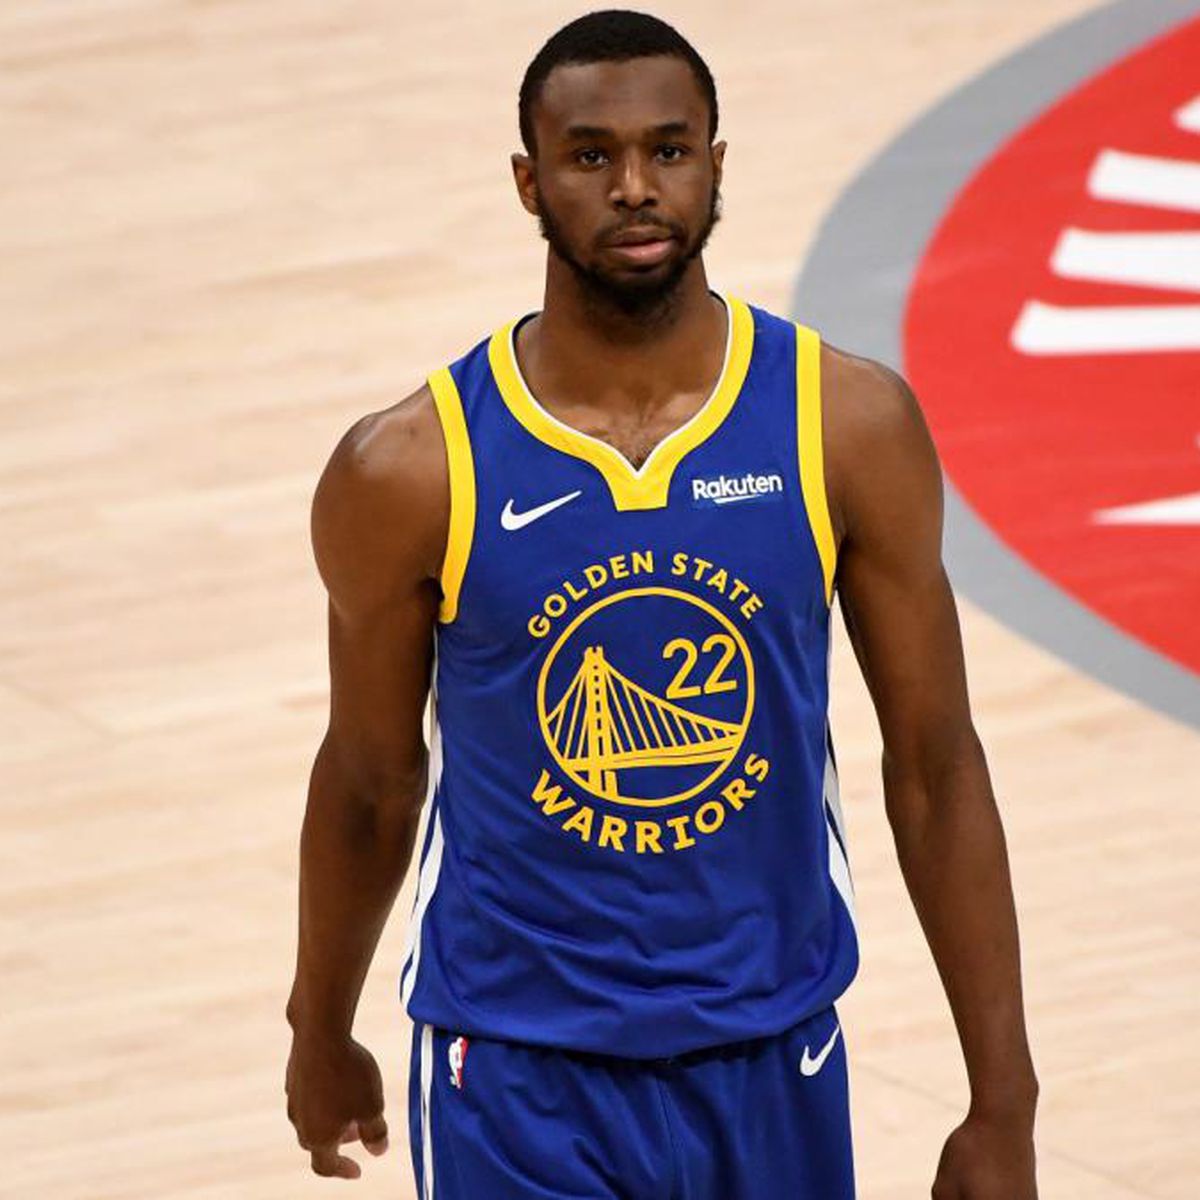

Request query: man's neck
[{"left": 518, "top": 260, "right": 728, "bottom": 417}]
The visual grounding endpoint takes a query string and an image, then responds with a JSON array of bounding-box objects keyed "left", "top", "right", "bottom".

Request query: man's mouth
[
  {"left": 607, "top": 226, "right": 676, "bottom": 246},
  {"left": 605, "top": 227, "right": 677, "bottom": 265}
]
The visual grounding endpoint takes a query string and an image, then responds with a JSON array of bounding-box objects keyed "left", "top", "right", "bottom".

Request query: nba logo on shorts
[{"left": 448, "top": 1035, "right": 470, "bottom": 1089}]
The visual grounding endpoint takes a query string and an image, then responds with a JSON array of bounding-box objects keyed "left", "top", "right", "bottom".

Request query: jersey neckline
[{"left": 486, "top": 290, "right": 755, "bottom": 512}]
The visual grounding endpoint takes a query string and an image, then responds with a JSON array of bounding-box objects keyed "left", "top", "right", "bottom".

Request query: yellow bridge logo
[
  {"left": 536, "top": 587, "right": 755, "bottom": 808},
  {"left": 547, "top": 644, "right": 743, "bottom": 800}
]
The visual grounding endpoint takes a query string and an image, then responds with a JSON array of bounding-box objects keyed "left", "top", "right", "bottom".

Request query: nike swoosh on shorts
[{"left": 799, "top": 1023, "right": 841, "bottom": 1077}]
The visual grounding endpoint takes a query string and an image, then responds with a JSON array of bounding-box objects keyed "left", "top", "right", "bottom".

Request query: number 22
[{"left": 662, "top": 635, "right": 738, "bottom": 699}]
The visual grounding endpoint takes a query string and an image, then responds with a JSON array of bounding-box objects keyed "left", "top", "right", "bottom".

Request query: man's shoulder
[
  {"left": 819, "top": 341, "right": 922, "bottom": 441},
  {"left": 728, "top": 298, "right": 926, "bottom": 453},
  {"left": 814, "top": 340, "right": 939, "bottom": 546},
  {"left": 312, "top": 383, "right": 449, "bottom": 591},
  {"left": 323, "top": 383, "right": 444, "bottom": 501}
]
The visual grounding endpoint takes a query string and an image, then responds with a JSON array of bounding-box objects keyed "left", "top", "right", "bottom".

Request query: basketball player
[{"left": 285, "top": 11, "right": 1039, "bottom": 1198}]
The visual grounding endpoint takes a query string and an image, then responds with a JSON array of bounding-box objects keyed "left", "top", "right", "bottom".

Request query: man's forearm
[
  {"left": 883, "top": 728, "right": 1038, "bottom": 1119},
  {"left": 287, "top": 736, "right": 426, "bottom": 1039}
]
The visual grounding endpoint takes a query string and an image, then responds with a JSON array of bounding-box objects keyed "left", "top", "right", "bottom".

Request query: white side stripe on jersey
[
  {"left": 402, "top": 804, "right": 444, "bottom": 1006},
  {"left": 400, "top": 660, "right": 446, "bottom": 1006},
  {"left": 823, "top": 736, "right": 857, "bottom": 934}
]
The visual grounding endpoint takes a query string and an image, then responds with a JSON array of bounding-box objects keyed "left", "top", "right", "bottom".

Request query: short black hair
[{"left": 518, "top": 10, "right": 718, "bottom": 156}]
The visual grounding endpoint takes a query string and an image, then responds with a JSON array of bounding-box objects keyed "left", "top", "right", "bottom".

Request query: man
[{"left": 285, "top": 10, "right": 1039, "bottom": 1198}]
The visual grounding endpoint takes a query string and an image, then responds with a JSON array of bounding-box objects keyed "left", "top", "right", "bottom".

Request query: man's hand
[
  {"left": 286, "top": 1033, "right": 389, "bottom": 1180},
  {"left": 931, "top": 1109, "right": 1038, "bottom": 1199}
]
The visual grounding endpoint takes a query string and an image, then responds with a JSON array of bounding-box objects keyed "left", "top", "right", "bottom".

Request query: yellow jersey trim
[
  {"left": 487, "top": 292, "right": 755, "bottom": 511},
  {"left": 795, "top": 324, "right": 837, "bottom": 605},
  {"left": 428, "top": 366, "right": 476, "bottom": 624}
]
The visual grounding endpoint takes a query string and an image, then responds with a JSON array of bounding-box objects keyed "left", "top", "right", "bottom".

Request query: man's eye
[
  {"left": 576, "top": 148, "right": 608, "bottom": 166},
  {"left": 657, "top": 144, "right": 688, "bottom": 162}
]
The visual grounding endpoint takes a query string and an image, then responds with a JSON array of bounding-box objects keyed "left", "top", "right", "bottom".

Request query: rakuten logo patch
[{"left": 690, "top": 472, "right": 785, "bottom": 506}]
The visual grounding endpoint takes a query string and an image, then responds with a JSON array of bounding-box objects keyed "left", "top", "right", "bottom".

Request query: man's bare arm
[
  {"left": 824, "top": 348, "right": 1038, "bottom": 1198},
  {"left": 285, "top": 384, "right": 448, "bottom": 1180}
]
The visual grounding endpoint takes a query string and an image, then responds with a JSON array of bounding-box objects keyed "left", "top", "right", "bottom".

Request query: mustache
[{"left": 598, "top": 218, "right": 685, "bottom": 244}]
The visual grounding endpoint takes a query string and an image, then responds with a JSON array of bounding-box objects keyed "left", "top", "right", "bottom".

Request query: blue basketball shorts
[{"left": 406, "top": 1002, "right": 855, "bottom": 1199}]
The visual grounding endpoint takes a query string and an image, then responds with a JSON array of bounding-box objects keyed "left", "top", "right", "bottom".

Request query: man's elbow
[
  {"left": 306, "top": 734, "right": 429, "bottom": 847},
  {"left": 881, "top": 721, "right": 990, "bottom": 829}
]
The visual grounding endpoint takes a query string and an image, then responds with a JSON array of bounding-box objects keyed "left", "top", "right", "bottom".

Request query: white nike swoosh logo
[
  {"left": 500, "top": 490, "right": 582, "bottom": 531},
  {"left": 799, "top": 1023, "right": 841, "bottom": 1077}
]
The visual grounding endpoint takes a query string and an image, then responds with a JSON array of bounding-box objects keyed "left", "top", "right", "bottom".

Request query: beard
[{"left": 536, "top": 182, "right": 722, "bottom": 325}]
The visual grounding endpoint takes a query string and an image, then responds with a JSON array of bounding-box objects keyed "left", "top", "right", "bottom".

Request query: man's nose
[{"left": 609, "top": 152, "right": 658, "bottom": 209}]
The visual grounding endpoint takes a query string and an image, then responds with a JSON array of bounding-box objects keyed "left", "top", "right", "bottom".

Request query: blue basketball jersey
[{"left": 399, "top": 291, "right": 859, "bottom": 1059}]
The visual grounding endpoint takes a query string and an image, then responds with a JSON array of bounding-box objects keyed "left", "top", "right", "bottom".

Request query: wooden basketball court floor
[{"left": 1, "top": 1, "right": 1196, "bottom": 1196}]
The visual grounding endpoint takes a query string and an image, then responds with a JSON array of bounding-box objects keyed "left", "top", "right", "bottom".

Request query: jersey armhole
[
  {"left": 795, "top": 324, "right": 837, "bottom": 606},
  {"left": 427, "top": 366, "right": 476, "bottom": 624}
]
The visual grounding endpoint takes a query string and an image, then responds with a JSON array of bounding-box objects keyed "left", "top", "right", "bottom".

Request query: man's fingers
[
  {"left": 335, "top": 1116, "right": 388, "bottom": 1155},
  {"left": 310, "top": 1144, "right": 361, "bottom": 1179},
  {"left": 358, "top": 1114, "right": 389, "bottom": 1155}
]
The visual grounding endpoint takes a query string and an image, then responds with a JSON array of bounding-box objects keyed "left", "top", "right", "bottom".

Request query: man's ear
[
  {"left": 711, "top": 139, "right": 726, "bottom": 190},
  {"left": 511, "top": 152, "right": 540, "bottom": 217}
]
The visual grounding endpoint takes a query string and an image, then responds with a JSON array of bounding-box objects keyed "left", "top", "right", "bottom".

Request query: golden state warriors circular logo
[{"left": 536, "top": 586, "right": 756, "bottom": 808}]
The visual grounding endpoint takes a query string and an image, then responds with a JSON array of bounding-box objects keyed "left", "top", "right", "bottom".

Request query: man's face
[{"left": 515, "top": 56, "right": 724, "bottom": 315}]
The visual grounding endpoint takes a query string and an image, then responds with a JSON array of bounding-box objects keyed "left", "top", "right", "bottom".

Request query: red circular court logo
[{"left": 904, "top": 16, "right": 1200, "bottom": 676}]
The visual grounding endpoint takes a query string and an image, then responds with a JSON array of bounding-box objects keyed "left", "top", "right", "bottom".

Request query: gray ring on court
[{"left": 792, "top": 0, "right": 1200, "bottom": 729}]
